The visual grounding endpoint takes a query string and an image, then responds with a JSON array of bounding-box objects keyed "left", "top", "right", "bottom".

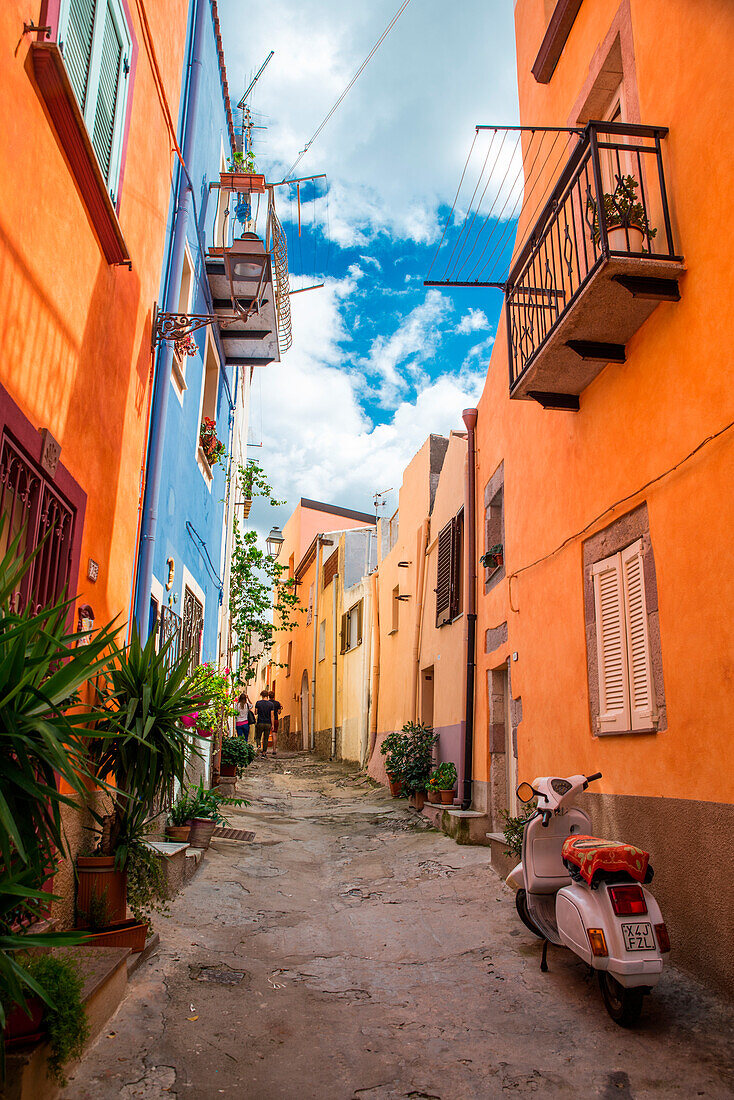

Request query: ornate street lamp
[{"left": 266, "top": 526, "right": 285, "bottom": 559}]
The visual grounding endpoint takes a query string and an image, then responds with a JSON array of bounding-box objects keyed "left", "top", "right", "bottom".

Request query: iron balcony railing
[{"left": 505, "top": 122, "right": 680, "bottom": 392}]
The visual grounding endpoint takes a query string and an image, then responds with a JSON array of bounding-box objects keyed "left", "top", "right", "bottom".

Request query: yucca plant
[{"left": 86, "top": 629, "right": 205, "bottom": 867}]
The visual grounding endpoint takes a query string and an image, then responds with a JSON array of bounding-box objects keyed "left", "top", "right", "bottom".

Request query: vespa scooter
[{"left": 506, "top": 771, "right": 670, "bottom": 1026}]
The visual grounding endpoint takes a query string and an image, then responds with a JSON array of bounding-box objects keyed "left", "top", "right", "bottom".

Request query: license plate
[{"left": 621, "top": 922, "right": 655, "bottom": 952}]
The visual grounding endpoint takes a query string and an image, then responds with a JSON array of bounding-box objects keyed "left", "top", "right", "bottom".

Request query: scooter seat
[{"left": 561, "top": 835, "right": 649, "bottom": 886}]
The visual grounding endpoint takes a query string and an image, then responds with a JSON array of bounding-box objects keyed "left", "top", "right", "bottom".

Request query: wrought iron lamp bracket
[{"left": 151, "top": 304, "right": 240, "bottom": 350}]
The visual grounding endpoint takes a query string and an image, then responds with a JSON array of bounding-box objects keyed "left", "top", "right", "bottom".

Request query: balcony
[{"left": 505, "top": 123, "right": 684, "bottom": 410}]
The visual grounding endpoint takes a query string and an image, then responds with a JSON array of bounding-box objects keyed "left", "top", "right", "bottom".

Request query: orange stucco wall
[
  {"left": 474, "top": 0, "right": 734, "bottom": 805},
  {"left": 1, "top": 0, "right": 188, "bottom": 630}
]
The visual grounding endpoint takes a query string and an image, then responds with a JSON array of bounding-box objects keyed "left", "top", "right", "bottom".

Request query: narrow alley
[{"left": 65, "top": 755, "right": 734, "bottom": 1100}]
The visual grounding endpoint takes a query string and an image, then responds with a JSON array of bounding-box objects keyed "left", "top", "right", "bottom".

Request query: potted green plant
[
  {"left": 379, "top": 730, "right": 408, "bottom": 797},
  {"left": 400, "top": 722, "right": 438, "bottom": 811},
  {"left": 220, "top": 736, "right": 256, "bottom": 777},
  {"left": 186, "top": 779, "right": 247, "bottom": 850},
  {"left": 166, "top": 792, "right": 197, "bottom": 842},
  {"left": 220, "top": 150, "right": 266, "bottom": 194},
  {"left": 2, "top": 953, "right": 90, "bottom": 1084},
  {"left": 430, "top": 762, "right": 458, "bottom": 805},
  {"left": 480, "top": 543, "right": 503, "bottom": 571},
  {"left": 588, "top": 174, "right": 657, "bottom": 253}
]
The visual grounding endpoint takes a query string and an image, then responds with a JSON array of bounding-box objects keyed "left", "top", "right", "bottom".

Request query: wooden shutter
[
  {"left": 356, "top": 599, "right": 363, "bottom": 645},
  {"left": 436, "top": 521, "right": 453, "bottom": 626},
  {"left": 592, "top": 553, "right": 630, "bottom": 733},
  {"left": 450, "top": 511, "right": 463, "bottom": 620},
  {"left": 621, "top": 540, "right": 655, "bottom": 730},
  {"left": 63, "top": 0, "right": 96, "bottom": 108},
  {"left": 92, "top": 2, "right": 123, "bottom": 181},
  {"left": 323, "top": 548, "right": 338, "bottom": 588},
  {"left": 340, "top": 613, "right": 347, "bottom": 654}
]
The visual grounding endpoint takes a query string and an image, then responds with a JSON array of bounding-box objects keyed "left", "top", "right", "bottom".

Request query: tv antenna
[{"left": 373, "top": 488, "right": 393, "bottom": 515}]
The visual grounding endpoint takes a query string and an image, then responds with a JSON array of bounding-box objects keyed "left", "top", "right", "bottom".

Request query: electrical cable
[
  {"left": 440, "top": 129, "right": 497, "bottom": 282},
  {"left": 285, "top": 0, "right": 413, "bottom": 178},
  {"left": 508, "top": 418, "right": 734, "bottom": 613},
  {"left": 135, "top": 0, "right": 185, "bottom": 166},
  {"left": 426, "top": 129, "right": 478, "bottom": 279},
  {"left": 186, "top": 520, "right": 224, "bottom": 591},
  {"left": 460, "top": 131, "right": 530, "bottom": 283}
]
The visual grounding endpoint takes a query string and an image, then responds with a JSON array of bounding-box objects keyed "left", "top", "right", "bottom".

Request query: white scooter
[{"left": 506, "top": 771, "right": 670, "bottom": 1026}]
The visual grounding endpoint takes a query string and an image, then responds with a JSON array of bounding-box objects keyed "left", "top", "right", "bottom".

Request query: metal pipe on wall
[
  {"left": 461, "top": 408, "right": 479, "bottom": 809},
  {"left": 410, "top": 519, "right": 430, "bottom": 722},
  {"left": 331, "top": 573, "right": 338, "bottom": 759},
  {"left": 310, "top": 541, "right": 323, "bottom": 752},
  {"left": 368, "top": 569, "right": 380, "bottom": 760}
]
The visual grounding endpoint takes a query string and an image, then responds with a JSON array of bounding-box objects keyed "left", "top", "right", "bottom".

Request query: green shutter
[
  {"left": 91, "top": 3, "right": 122, "bottom": 182},
  {"left": 63, "top": 0, "right": 96, "bottom": 109}
]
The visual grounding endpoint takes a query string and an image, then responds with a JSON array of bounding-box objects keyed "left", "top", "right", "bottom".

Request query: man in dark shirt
[
  {"left": 254, "top": 690, "right": 273, "bottom": 755},
  {"left": 268, "top": 690, "right": 282, "bottom": 756}
]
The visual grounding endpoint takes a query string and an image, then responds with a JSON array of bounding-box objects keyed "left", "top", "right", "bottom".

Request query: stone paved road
[{"left": 65, "top": 754, "right": 734, "bottom": 1099}]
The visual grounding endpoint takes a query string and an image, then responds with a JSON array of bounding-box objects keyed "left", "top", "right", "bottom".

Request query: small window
[
  {"left": 436, "top": 510, "right": 463, "bottom": 626},
  {"left": 58, "top": 0, "right": 132, "bottom": 203},
  {"left": 391, "top": 585, "right": 400, "bottom": 633},
  {"left": 172, "top": 247, "right": 195, "bottom": 392},
  {"left": 197, "top": 333, "right": 220, "bottom": 482},
  {"left": 592, "top": 540, "right": 656, "bottom": 734},
  {"left": 306, "top": 583, "right": 314, "bottom": 626},
  {"left": 286, "top": 641, "right": 292, "bottom": 677},
  {"left": 340, "top": 600, "right": 363, "bottom": 653},
  {"left": 318, "top": 619, "right": 326, "bottom": 662}
]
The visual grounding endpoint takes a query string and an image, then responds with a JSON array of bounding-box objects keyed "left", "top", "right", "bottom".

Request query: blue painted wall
[{"left": 144, "top": 0, "right": 237, "bottom": 663}]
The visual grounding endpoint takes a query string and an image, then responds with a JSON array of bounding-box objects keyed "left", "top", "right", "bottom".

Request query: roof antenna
[{"left": 373, "top": 488, "right": 393, "bottom": 516}]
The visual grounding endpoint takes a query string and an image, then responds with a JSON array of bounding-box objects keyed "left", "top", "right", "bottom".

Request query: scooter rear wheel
[
  {"left": 597, "top": 971, "right": 644, "bottom": 1027},
  {"left": 515, "top": 888, "right": 544, "bottom": 938}
]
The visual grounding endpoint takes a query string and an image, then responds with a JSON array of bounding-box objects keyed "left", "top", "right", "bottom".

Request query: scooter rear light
[
  {"left": 654, "top": 923, "right": 671, "bottom": 953},
  {"left": 608, "top": 884, "right": 647, "bottom": 916},
  {"left": 587, "top": 928, "right": 608, "bottom": 957}
]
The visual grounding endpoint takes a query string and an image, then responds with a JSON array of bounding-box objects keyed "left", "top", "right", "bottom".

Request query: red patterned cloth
[{"left": 562, "top": 835, "right": 649, "bottom": 885}]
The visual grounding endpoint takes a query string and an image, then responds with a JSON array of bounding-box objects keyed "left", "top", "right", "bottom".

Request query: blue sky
[{"left": 218, "top": 0, "right": 518, "bottom": 534}]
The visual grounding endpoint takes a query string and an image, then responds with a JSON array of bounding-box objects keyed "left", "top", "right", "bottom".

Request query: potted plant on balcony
[
  {"left": 220, "top": 150, "right": 266, "bottom": 194},
  {"left": 588, "top": 174, "right": 657, "bottom": 253},
  {"left": 379, "top": 730, "right": 408, "bottom": 797},
  {"left": 200, "top": 417, "right": 226, "bottom": 469},
  {"left": 430, "top": 762, "right": 458, "bottom": 805},
  {"left": 480, "top": 543, "right": 504, "bottom": 571},
  {"left": 401, "top": 722, "right": 438, "bottom": 811}
]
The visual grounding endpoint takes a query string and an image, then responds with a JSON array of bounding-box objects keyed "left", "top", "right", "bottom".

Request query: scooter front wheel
[
  {"left": 597, "top": 971, "right": 644, "bottom": 1027},
  {"left": 515, "top": 889, "right": 544, "bottom": 938}
]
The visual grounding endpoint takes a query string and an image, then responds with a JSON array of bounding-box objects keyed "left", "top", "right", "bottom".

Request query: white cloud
[
  {"left": 358, "top": 290, "right": 452, "bottom": 407},
  {"left": 455, "top": 308, "right": 490, "bottom": 334}
]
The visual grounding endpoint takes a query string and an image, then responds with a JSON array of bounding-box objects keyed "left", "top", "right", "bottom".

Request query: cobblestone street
[{"left": 65, "top": 755, "right": 734, "bottom": 1099}]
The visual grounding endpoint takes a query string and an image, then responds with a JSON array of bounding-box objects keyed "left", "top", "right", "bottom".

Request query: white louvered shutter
[
  {"left": 621, "top": 540, "right": 655, "bottom": 731},
  {"left": 63, "top": 0, "right": 96, "bottom": 109},
  {"left": 592, "top": 553, "right": 630, "bottom": 733},
  {"left": 91, "top": 3, "right": 123, "bottom": 182}
]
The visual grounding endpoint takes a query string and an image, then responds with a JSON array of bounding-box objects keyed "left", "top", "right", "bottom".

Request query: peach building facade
[{"left": 469, "top": 0, "right": 734, "bottom": 993}]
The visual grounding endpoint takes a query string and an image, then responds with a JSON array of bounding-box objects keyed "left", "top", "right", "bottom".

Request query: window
[
  {"left": 58, "top": 0, "right": 132, "bottom": 203},
  {"left": 172, "top": 246, "right": 194, "bottom": 393},
  {"left": 306, "top": 583, "right": 314, "bottom": 626},
  {"left": 197, "top": 333, "right": 220, "bottom": 483},
  {"left": 340, "top": 600, "right": 363, "bottom": 654},
  {"left": 323, "top": 548, "right": 339, "bottom": 588},
  {"left": 436, "top": 511, "right": 463, "bottom": 626},
  {"left": 391, "top": 585, "right": 400, "bottom": 633},
  {"left": 286, "top": 641, "right": 292, "bottom": 677},
  {"left": 592, "top": 540, "right": 656, "bottom": 734},
  {"left": 181, "top": 585, "right": 204, "bottom": 675},
  {"left": 484, "top": 462, "right": 505, "bottom": 594},
  {"left": 318, "top": 620, "right": 326, "bottom": 662}
]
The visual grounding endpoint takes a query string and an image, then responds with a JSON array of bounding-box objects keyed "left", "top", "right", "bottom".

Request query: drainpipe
[
  {"left": 310, "top": 536, "right": 332, "bottom": 750},
  {"left": 133, "top": 0, "right": 207, "bottom": 634},
  {"left": 461, "top": 408, "right": 478, "bottom": 809},
  {"left": 410, "top": 519, "right": 430, "bottom": 722},
  {"left": 331, "top": 573, "right": 338, "bottom": 759},
  {"left": 368, "top": 569, "right": 380, "bottom": 759},
  {"left": 360, "top": 580, "right": 371, "bottom": 768}
]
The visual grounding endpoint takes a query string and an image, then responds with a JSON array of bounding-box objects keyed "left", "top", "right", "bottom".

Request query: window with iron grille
[
  {"left": 181, "top": 586, "right": 204, "bottom": 673},
  {"left": 436, "top": 511, "right": 463, "bottom": 627},
  {"left": 0, "top": 434, "right": 76, "bottom": 614},
  {"left": 58, "top": 0, "right": 132, "bottom": 203}
]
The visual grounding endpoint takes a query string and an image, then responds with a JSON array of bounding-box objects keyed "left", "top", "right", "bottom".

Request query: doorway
[
  {"left": 421, "top": 666, "right": 434, "bottom": 729},
  {"left": 300, "top": 670, "right": 310, "bottom": 749}
]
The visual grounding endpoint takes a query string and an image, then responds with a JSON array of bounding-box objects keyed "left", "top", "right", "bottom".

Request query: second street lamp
[{"left": 266, "top": 526, "right": 284, "bottom": 559}]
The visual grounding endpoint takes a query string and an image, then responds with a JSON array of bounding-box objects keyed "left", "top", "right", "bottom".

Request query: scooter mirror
[{"left": 516, "top": 782, "right": 536, "bottom": 803}]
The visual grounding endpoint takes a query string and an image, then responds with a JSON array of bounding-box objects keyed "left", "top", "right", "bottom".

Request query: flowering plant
[
  {"left": 200, "top": 417, "right": 226, "bottom": 468},
  {"left": 429, "top": 761, "right": 457, "bottom": 791},
  {"left": 175, "top": 333, "right": 198, "bottom": 358},
  {"left": 186, "top": 663, "right": 236, "bottom": 736}
]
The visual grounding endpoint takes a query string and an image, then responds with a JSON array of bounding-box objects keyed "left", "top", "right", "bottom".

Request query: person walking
[
  {"left": 268, "top": 690, "right": 282, "bottom": 756},
  {"left": 235, "top": 692, "right": 250, "bottom": 740},
  {"left": 254, "top": 689, "right": 274, "bottom": 755}
]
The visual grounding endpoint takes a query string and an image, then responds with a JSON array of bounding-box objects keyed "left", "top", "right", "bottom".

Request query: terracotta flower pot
[
  {"left": 387, "top": 776, "right": 402, "bottom": 798},
  {"left": 440, "top": 788, "right": 455, "bottom": 805},
  {"left": 4, "top": 997, "right": 44, "bottom": 1047},
  {"left": 409, "top": 791, "right": 426, "bottom": 812},
  {"left": 165, "top": 825, "right": 191, "bottom": 843},
  {"left": 81, "top": 918, "right": 148, "bottom": 953},
  {"left": 427, "top": 788, "right": 441, "bottom": 804},
  {"left": 606, "top": 224, "right": 645, "bottom": 253},
  {"left": 219, "top": 762, "right": 237, "bottom": 778},
  {"left": 188, "top": 818, "right": 217, "bottom": 849},
  {"left": 77, "top": 855, "right": 127, "bottom": 926}
]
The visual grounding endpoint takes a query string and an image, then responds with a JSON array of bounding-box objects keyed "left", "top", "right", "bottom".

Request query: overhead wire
[
  {"left": 446, "top": 128, "right": 518, "bottom": 282},
  {"left": 285, "top": 0, "right": 413, "bottom": 178},
  {"left": 440, "top": 129, "right": 499, "bottom": 282},
  {"left": 426, "top": 129, "right": 478, "bottom": 279},
  {"left": 461, "top": 130, "right": 533, "bottom": 282}
]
